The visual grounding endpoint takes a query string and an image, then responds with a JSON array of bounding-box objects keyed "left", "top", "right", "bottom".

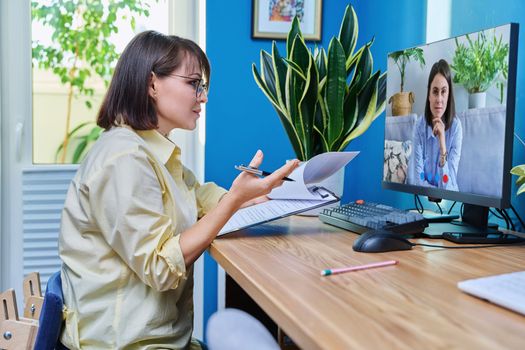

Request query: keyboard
[
  {"left": 458, "top": 271, "right": 525, "bottom": 315},
  {"left": 318, "top": 200, "right": 428, "bottom": 235}
]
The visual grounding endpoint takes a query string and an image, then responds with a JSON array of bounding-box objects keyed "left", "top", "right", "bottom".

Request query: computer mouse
[{"left": 353, "top": 230, "right": 414, "bottom": 253}]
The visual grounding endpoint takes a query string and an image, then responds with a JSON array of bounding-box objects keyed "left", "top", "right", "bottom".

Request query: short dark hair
[
  {"left": 424, "top": 59, "right": 456, "bottom": 130},
  {"left": 97, "top": 30, "right": 210, "bottom": 130}
]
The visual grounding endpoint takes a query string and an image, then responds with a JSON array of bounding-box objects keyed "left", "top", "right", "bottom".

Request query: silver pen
[{"left": 235, "top": 164, "right": 295, "bottom": 182}]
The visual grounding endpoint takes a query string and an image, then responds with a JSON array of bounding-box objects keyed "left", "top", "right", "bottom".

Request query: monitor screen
[{"left": 382, "top": 23, "right": 518, "bottom": 210}]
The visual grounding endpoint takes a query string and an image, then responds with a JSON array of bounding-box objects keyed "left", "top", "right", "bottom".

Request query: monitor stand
[
  {"left": 423, "top": 204, "right": 521, "bottom": 243},
  {"left": 422, "top": 196, "right": 460, "bottom": 223},
  {"left": 423, "top": 212, "right": 460, "bottom": 223}
]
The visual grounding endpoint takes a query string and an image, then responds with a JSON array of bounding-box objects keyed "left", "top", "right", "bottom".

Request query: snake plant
[{"left": 252, "top": 4, "right": 386, "bottom": 161}]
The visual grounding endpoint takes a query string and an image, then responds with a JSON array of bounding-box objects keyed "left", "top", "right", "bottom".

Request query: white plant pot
[
  {"left": 299, "top": 167, "right": 345, "bottom": 216},
  {"left": 468, "top": 92, "right": 486, "bottom": 109}
]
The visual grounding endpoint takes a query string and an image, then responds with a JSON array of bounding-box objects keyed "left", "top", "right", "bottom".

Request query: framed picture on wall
[{"left": 252, "top": 0, "right": 322, "bottom": 40}]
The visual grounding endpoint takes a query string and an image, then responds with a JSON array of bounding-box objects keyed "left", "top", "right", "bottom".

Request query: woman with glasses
[{"left": 58, "top": 30, "right": 298, "bottom": 350}]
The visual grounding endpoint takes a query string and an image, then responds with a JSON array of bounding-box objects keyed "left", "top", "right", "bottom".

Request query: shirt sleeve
[
  {"left": 182, "top": 166, "right": 227, "bottom": 218},
  {"left": 438, "top": 118, "right": 463, "bottom": 191},
  {"left": 411, "top": 117, "right": 432, "bottom": 187},
  {"left": 85, "top": 150, "right": 187, "bottom": 292}
]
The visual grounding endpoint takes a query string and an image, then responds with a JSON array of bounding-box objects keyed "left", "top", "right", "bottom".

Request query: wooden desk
[{"left": 209, "top": 216, "right": 525, "bottom": 350}]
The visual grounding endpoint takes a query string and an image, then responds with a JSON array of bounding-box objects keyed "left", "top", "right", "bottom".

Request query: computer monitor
[{"left": 382, "top": 23, "right": 519, "bottom": 235}]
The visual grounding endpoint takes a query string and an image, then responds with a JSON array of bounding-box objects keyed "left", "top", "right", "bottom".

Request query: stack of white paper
[{"left": 218, "top": 151, "right": 359, "bottom": 236}]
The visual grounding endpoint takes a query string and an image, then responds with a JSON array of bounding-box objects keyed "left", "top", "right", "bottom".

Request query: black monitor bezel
[{"left": 382, "top": 23, "right": 519, "bottom": 210}]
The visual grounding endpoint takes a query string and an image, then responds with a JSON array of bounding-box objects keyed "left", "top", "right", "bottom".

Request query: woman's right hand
[{"left": 226, "top": 150, "right": 300, "bottom": 208}]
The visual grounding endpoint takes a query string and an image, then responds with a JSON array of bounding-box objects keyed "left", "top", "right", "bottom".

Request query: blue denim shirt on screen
[{"left": 410, "top": 115, "right": 462, "bottom": 191}]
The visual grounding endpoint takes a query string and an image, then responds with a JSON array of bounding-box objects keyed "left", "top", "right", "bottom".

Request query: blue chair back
[{"left": 34, "top": 271, "right": 68, "bottom": 350}]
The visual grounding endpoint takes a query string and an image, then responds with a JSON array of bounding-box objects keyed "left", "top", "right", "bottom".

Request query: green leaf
[
  {"left": 324, "top": 38, "right": 346, "bottom": 148},
  {"left": 298, "top": 53, "right": 318, "bottom": 160},
  {"left": 374, "top": 72, "right": 387, "bottom": 120},
  {"left": 72, "top": 138, "right": 88, "bottom": 164},
  {"left": 261, "top": 50, "right": 278, "bottom": 101},
  {"left": 290, "top": 34, "right": 310, "bottom": 73},
  {"left": 285, "top": 64, "right": 301, "bottom": 157},
  {"left": 313, "top": 125, "right": 330, "bottom": 153},
  {"left": 338, "top": 71, "right": 379, "bottom": 150},
  {"left": 517, "top": 182, "right": 525, "bottom": 195},
  {"left": 344, "top": 45, "right": 363, "bottom": 78},
  {"left": 287, "top": 16, "right": 302, "bottom": 57},
  {"left": 55, "top": 121, "right": 99, "bottom": 162},
  {"left": 510, "top": 164, "right": 525, "bottom": 176},
  {"left": 87, "top": 125, "right": 103, "bottom": 141},
  {"left": 338, "top": 5, "right": 358, "bottom": 62},
  {"left": 356, "top": 71, "right": 380, "bottom": 126},
  {"left": 315, "top": 48, "right": 327, "bottom": 84},
  {"left": 342, "top": 94, "right": 358, "bottom": 139},
  {"left": 286, "top": 35, "right": 310, "bottom": 126},
  {"left": 283, "top": 58, "right": 307, "bottom": 80},
  {"left": 349, "top": 45, "right": 372, "bottom": 95},
  {"left": 271, "top": 42, "right": 288, "bottom": 108},
  {"left": 252, "top": 64, "right": 282, "bottom": 112}
]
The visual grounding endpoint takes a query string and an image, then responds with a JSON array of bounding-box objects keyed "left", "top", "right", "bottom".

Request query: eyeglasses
[{"left": 170, "top": 74, "right": 208, "bottom": 98}]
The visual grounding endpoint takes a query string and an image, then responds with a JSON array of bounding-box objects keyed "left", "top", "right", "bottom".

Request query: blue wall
[
  {"left": 204, "top": 0, "right": 525, "bottom": 336},
  {"left": 203, "top": 0, "right": 427, "bottom": 333},
  {"left": 345, "top": 1, "right": 426, "bottom": 206}
]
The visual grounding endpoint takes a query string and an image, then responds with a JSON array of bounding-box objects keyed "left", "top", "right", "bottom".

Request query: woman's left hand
[{"left": 227, "top": 150, "right": 299, "bottom": 208}]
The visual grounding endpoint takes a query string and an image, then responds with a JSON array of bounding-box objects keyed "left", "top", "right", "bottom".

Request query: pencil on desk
[{"left": 321, "top": 260, "right": 398, "bottom": 276}]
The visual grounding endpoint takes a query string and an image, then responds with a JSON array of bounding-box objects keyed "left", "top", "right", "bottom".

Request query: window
[{"left": 32, "top": 0, "right": 170, "bottom": 164}]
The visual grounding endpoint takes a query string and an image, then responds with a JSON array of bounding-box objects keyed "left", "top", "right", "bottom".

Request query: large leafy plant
[
  {"left": 388, "top": 48, "right": 425, "bottom": 92},
  {"left": 451, "top": 30, "right": 509, "bottom": 95},
  {"left": 32, "top": 0, "right": 150, "bottom": 163},
  {"left": 252, "top": 5, "right": 386, "bottom": 161}
]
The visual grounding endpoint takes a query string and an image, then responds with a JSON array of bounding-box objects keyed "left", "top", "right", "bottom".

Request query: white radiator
[{"left": 22, "top": 166, "right": 78, "bottom": 288}]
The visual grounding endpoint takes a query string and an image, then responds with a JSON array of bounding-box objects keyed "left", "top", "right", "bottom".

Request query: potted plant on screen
[
  {"left": 451, "top": 30, "right": 509, "bottom": 109},
  {"left": 387, "top": 48, "right": 425, "bottom": 116},
  {"left": 252, "top": 4, "right": 385, "bottom": 165}
]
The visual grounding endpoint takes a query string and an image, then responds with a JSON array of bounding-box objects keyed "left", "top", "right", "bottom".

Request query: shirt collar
[
  {"left": 135, "top": 128, "right": 179, "bottom": 165},
  {"left": 425, "top": 123, "right": 436, "bottom": 140}
]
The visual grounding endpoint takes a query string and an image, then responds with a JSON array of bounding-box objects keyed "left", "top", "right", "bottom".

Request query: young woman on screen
[
  {"left": 58, "top": 30, "right": 298, "bottom": 349},
  {"left": 411, "top": 59, "right": 463, "bottom": 190}
]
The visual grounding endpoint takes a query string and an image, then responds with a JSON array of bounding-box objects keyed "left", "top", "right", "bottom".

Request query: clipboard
[
  {"left": 218, "top": 187, "right": 339, "bottom": 236},
  {"left": 218, "top": 151, "right": 359, "bottom": 236}
]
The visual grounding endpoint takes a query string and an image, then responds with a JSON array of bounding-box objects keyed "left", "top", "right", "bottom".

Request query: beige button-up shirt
[{"left": 59, "top": 126, "right": 227, "bottom": 349}]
